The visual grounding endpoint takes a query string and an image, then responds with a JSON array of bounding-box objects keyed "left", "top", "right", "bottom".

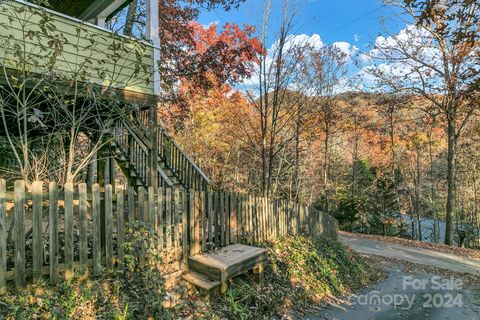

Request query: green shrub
[{"left": 178, "top": 235, "right": 382, "bottom": 319}]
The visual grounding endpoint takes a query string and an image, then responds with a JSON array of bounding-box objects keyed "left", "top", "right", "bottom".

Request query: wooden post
[
  {"left": 200, "top": 191, "right": 206, "bottom": 252},
  {"left": 194, "top": 191, "right": 200, "bottom": 254},
  {"left": 231, "top": 192, "right": 237, "bottom": 244},
  {"left": 219, "top": 192, "right": 225, "bottom": 247},
  {"left": 65, "top": 182, "right": 74, "bottom": 280},
  {"left": 148, "top": 186, "right": 155, "bottom": 236},
  {"left": 253, "top": 262, "right": 265, "bottom": 287},
  {"left": 213, "top": 192, "right": 220, "bottom": 248},
  {"left": 128, "top": 186, "right": 135, "bottom": 224},
  {"left": 0, "top": 180, "right": 6, "bottom": 293},
  {"left": 207, "top": 191, "right": 213, "bottom": 248},
  {"left": 165, "top": 187, "right": 172, "bottom": 261},
  {"left": 14, "top": 180, "right": 25, "bottom": 288},
  {"left": 92, "top": 183, "right": 101, "bottom": 276},
  {"left": 138, "top": 187, "right": 145, "bottom": 222},
  {"left": 109, "top": 157, "right": 116, "bottom": 191},
  {"left": 225, "top": 193, "right": 230, "bottom": 245},
  {"left": 105, "top": 184, "right": 113, "bottom": 268},
  {"left": 97, "top": 147, "right": 107, "bottom": 253},
  {"left": 182, "top": 188, "right": 188, "bottom": 268},
  {"left": 117, "top": 188, "right": 125, "bottom": 266},
  {"left": 49, "top": 182, "right": 59, "bottom": 285},
  {"left": 148, "top": 104, "right": 158, "bottom": 190},
  {"left": 32, "top": 181, "right": 43, "bottom": 282},
  {"left": 79, "top": 183, "right": 88, "bottom": 272},
  {"left": 189, "top": 189, "right": 195, "bottom": 255},
  {"left": 158, "top": 190, "right": 164, "bottom": 258},
  {"left": 173, "top": 187, "right": 181, "bottom": 259}
]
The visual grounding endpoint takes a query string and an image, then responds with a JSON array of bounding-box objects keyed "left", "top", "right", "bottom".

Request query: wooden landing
[{"left": 183, "top": 244, "right": 267, "bottom": 293}]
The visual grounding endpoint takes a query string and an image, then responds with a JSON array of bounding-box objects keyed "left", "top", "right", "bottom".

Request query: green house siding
[{"left": 0, "top": 0, "right": 155, "bottom": 96}]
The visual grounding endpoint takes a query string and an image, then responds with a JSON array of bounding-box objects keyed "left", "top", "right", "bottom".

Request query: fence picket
[
  {"left": 174, "top": 187, "right": 181, "bottom": 259},
  {"left": 14, "top": 180, "right": 25, "bottom": 288},
  {"left": 166, "top": 187, "right": 172, "bottom": 261},
  {"left": 79, "top": 183, "right": 88, "bottom": 272},
  {"left": 189, "top": 190, "right": 195, "bottom": 255},
  {"left": 225, "top": 193, "right": 230, "bottom": 245},
  {"left": 0, "top": 180, "right": 6, "bottom": 293},
  {"left": 200, "top": 191, "right": 206, "bottom": 251},
  {"left": 207, "top": 191, "right": 213, "bottom": 248},
  {"left": 220, "top": 192, "right": 225, "bottom": 247},
  {"left": 194, "top": 191, "right": 200, "bottom": 254},
  {"left": 182, "top": 188, "right": 188, "bottom": 267},
  {"left": 128, "top": 186, "right": 135, "bottom": 224},
  {"left": 148, "top": 186, "right": 155, "bottom": 236},
  {"left": 213, "top": 191, "right": 220, "bottom": 247},
  {"left": 231, "top": 193, "right": 237, "bottom": 244},
  {"left": 117, "top": 188, "right": 125, "bottom": 265},
  {"left": 92, "top": 183, "right": 101, "bottom": 276},
  {"left": 32, "top": 181, "right": 43, "bottom": 281},
  {"left": 49, "top": 182, "right": 59, "bottom": 285},
  {"left": 158, "top": 190, "right": 164, "bottom": 257},
  {"left": 64, "top": 183, "right": 74, "bottom": 280},
  {"left": 105, "top": 184, "right": 113, "bottom": 268}
]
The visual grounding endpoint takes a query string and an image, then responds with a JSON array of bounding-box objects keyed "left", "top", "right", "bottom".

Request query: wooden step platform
[
  {"left": 182, "top": 271, "right": 220, "bottom": 291},
  {"left": 185, "top": 244, "right": 267, "bottom": 294}
]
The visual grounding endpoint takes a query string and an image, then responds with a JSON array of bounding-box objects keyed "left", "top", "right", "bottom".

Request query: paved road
[
  {"left": 301, "top": 233, "right": 480, "bottom": 320},
  {"left": 339, "top": 232, "right": 480, "bottom": 275}
]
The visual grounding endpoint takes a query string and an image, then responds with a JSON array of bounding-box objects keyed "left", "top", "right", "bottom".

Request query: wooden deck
[{"left": 183, "top": 244, "right": 267, "bottom": 294}]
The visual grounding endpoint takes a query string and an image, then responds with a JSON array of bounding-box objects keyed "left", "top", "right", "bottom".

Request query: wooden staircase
[{"left": 110, "top": 112, "right": 210, "bottom": 191}]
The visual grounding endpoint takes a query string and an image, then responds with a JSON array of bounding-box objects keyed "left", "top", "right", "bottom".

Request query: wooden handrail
[
  {"left": 129, "top": 110, "right": 210, "bottom": 190},
  {"left": 113, "top": 117, "right": 174, "bottom": 188}
]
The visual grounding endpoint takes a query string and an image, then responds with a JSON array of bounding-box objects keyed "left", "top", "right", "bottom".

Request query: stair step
[{"left": 182, "top": 271, "right": 220, "bottom": 291}]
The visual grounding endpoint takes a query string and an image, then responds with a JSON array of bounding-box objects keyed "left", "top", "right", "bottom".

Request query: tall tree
[{"left": 365, "top": 0, "right": 480, "bottom": 245}]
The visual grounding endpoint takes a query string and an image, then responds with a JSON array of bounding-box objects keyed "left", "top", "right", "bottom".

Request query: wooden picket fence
[{"left": 0, "top": 179, "right": 337, "bottom": 291}]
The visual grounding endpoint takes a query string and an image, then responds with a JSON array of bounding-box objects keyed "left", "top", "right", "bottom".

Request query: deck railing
[
  {"left": 134, "top": 109, "right": 210, "bottom": 190},
  {"left": 0, "top": 179, "right": 337, "bottom": 291}
]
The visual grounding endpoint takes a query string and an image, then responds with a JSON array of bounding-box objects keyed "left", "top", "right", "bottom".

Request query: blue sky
[{"left": 198, "top": 0, "right": 405, "bottom": 50}]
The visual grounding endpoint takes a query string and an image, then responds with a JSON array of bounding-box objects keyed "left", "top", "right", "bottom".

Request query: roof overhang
[{"left": 46, "top": 0, "right": 133, "bottom": 21}]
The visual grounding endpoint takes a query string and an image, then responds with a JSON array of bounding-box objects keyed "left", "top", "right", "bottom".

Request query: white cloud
[
  {"left": 268, "top": 33, "right": 324, "bottom": 57},
  {"left": 354, "top": 34, "right": 360, "bottom": 42},
  {"left": 201, "top": 20, "right": 220, "bottom": 29}
]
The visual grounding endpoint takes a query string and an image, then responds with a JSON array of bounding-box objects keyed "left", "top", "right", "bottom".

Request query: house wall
[{"left": 0, "top": 0, "right": 155, "bottom": 96}]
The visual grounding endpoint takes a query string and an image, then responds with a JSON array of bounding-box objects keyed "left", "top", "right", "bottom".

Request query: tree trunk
[
  {"left": 445, "top": 119, "right": 457, "bottom": 246},
  {"left": 323, "top": 115, "right": 329, "bottom": 214}
]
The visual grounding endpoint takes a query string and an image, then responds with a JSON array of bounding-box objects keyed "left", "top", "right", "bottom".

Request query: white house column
[{"left": 147, "top": 0, "right": 161, "bottom": 96}]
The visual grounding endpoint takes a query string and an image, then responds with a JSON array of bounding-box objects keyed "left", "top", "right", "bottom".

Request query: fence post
[
  {"left": 207, "top": 191, "right": 213, "bottom": 248},
  {"left": 174, "top": 187, "right": 181, "bottom": 260},
  {"left": 189, "top": 189, "right": 195, "bottom": 255},
  {"left": 200, "top": 191, "right": 206, "bottom": 251},
  {"left": 14, "top": 180, "right": 25, "bottom": 289},
  {"left": 232, "top": 193, "right": 237, "bottom": 244},
  {"left": 158, "top": 188, "right": 164, "bottom": 258},
  {"left": 225, "top": 193, "right": 230, "bottom": 245},
  {"left": 213, "top": 192, "right": 220, "bottom": 247},
  {"left": 117, "top": 188, "right": 125, "bottom": 266},
  {"left": 79, "top": 183, "right": 88, "bottom": 272},
  {"left": 105, "top": 184, "right": 113, "bottom": 268},
  {"left": 194, "top": 191, "right": 200, "bottom": 254},
  {"left": 0, "top": 179, "right": 6, "bottom": 293},
  {"left": 49, "top": 182, "right": 59, "bottom": 285},
  {"left": 182, "top": 188, "right": 189, "bottom": 268},
  {"left": 128, "top": 186, "right": 135, "bottom": 224},
  {"left": 92, "top": 183, "right": 101, "bottom": 276},
  {"left": 166, "top": 187, "right": 172, "bottom": 261},
  {"left": 32, "top": 181, "right": 43, "bottom": 282}
]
